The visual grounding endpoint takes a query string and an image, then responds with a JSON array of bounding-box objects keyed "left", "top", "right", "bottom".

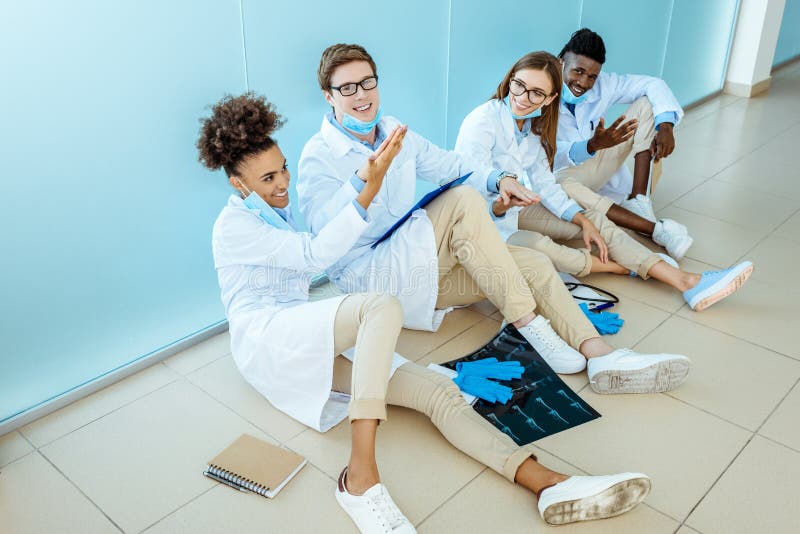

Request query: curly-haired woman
[{"left": 198, "top": 92, "right": 652, "bottom": 533}]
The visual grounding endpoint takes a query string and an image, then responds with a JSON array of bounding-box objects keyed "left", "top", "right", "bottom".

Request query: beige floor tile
[
  {"left": 759, "top": 381, "right": 800, "bottom": 451},
  {"left": 187, "top": 355, "right": 306, "bottom": 443},
  {"left": 0, "top": 431, "right": 33, "bottom": 467},
  {"left": 677, "top": 278, "right": 800, "bottom": 360},
  {"left": 680, "top": 94, "right": 741, "bottom": 126},
  {"left": 142, "top": 464, "right": 355, "bottom": 534},
  {"left": 418, "top": 453, "right": 678, "bottom": 533},
  {"left": 675, "top": 526, "right": 702, "bottom": 534},
  {"left": 286, "top": 406, "right": 485, "bottom": 525},
  {"left": 163, "top": 332, "right": 231, "bottom": 375},
  {"left": 661, "top": 142, "right": 742, "bottom": 179},
  {"left": 635, "top": 316, "right": 800, "bottom": 431},
  {"left": 0, "top": 452, "right": 118, "bottom": 534},
  {"left": 394, "top": 308, "right": 485, "bottom": 360},
  {"left": 676, "top": 114, "right": 778, "bottom": 155},
  {"left": 686, "top": 436, "right": 800, "bottom": 534},
  {"left": 708, "top": 97, "right": 800, "bottom": 133},
  {"left": 535, "top": 391, "right": 751, "bottom": 520},
  {"left": 39, "top": 380, "right": 274, "bottom": 534},
  {"left": 652, "top": 167, "right": 709, "bottom": 211},
  {"left": 599, "top": 298, "right": 671, "bottom": 350},
  {"left": 21, "top": 362, "right": 178, "bottom": 448},
  {"left": 747, "top": 123, "right": 800, "bottom": 164},
  {"left": 743, "top": 235, "right": 798, "bottom": 286},
  {"left": 658, "top": 206, "right": 766, "bottom": 267},
  {"left": 714, "top": 152, "right": 800, "bottom": 202},
  {"left": 772, "top": 209, "right": 800, "bottom": 243},
  {"left": 673, "top": 180, "right": 800, "bottom": 234}
]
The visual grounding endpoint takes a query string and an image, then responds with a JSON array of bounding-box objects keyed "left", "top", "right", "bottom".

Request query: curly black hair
[
  {"left": 559, "top": 28, "right": 606, "bottom": 65},
  {"left": 196, "top": 92, "right": 285, "bottom": 176}
]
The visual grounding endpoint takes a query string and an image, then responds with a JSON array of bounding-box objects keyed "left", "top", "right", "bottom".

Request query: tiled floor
[{"left": 3, "top": 63, "right": 800, "bottom": 533}]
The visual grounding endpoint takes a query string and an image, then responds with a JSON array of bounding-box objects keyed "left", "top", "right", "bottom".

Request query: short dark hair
[
  {"left": 559, "top": 28, "right": 606, "bottom": 64},
  {"left": 318, "top": 43, "right": 377, "bottom": 91},
  {"left": 196, "top": 92, "right": 284, "bottom": 177}
]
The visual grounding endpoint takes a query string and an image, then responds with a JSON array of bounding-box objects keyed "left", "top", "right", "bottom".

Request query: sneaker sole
[
  {"left": 589, "top": 358, "right": 690, "bottom": 394},
  {"left": 692, "top": 263, "right": 754, "bottom": 311},
  {"left": 543, "top": 477, "right": 651, "bottom": 525}
]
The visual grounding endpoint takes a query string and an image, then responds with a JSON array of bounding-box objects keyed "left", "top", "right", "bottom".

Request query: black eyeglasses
[
  {"left": 509, "top": 78, "right": 549, "bottom": 105},
  {"left": 330, "top": 76, "right": 379, "bottom": 97}
]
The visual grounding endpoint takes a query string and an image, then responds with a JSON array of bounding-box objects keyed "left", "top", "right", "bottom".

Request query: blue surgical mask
[
  {"left": 505, "top": 97, "right": 542, "bottom": 120},
  {"left": 561, "top": 82, "right": 589, "bottom": 105},
  {"left": 341, "top": 106, "right": 384, "bottom": 135},
  {"left": 241, "top": 189, "right": 293, "bottom": 231}
]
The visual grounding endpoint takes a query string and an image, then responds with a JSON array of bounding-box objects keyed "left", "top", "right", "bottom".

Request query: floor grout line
[{"left": 414, "top": 467, "right": 488, "bottom": 528}]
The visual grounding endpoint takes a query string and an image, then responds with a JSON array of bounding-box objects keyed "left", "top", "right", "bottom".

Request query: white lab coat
[
  {"left": 555, "top": 71, "right": 684, "bottom": 202},
  {"left": 297, "top": 115, "right": 488, "bottom": 331},
  {"left": 212, "top": 195, "right": 370, "bottom": 431},
  {"left": 455, "top": 99, "right": 582, "bottom": 241}
]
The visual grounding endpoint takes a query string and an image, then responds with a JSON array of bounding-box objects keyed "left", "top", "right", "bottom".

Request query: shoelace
[
  {"left": 531, "top": 319, "right": 568, "bottom": 353},
  {"left": 369, "top": 486, "right": 407, "bottom": 531}
]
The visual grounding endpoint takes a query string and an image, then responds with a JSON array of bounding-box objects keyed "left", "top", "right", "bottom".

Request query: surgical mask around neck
[
  {"left": 561, "top": 82, "right": 588, "bottom": 105},
  {"left": 341, "top": 106, "right": 383, "bottom": 135},
  {"left": 238, "top": 181, "right": 293, "bottom": 231},
  {"left": 505, "top": 97, "right": 542, "bottom": 120}
]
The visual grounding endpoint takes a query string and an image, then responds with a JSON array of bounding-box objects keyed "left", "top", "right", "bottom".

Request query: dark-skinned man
[{"left": 554, "top": 28, "right": 693, "bottom": 260}]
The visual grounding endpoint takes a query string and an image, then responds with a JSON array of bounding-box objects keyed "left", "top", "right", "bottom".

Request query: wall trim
[
  {"left": 724, "top": 76, "right": 772, "bottom": 97},
  {"left": 772, "top": 54, "right": 800, "bottom": 72}
]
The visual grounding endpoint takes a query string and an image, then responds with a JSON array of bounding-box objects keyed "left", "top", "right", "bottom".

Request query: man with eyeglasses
[{"left": 554, "top": 28, "right": 693, "bottom": 261}]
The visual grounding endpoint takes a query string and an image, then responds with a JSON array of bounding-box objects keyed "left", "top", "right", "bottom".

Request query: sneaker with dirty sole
[
  {"left": 683, "top": 261, "right": 754, "bottom": 311},
  {"left": 538, "top": 473, "right": 652, "bottom": 525},
  {"left": 587, "top": 349, "right": 690, "bottom": 394}
]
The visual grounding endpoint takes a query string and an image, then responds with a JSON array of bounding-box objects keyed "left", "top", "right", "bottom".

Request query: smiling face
[
  {"left": 229, "top": 144, "right": 290, "bottom": 209},
  {"left": 508, "top": 68, "right": 557, "bottom": 117},
  {"left": 323, "top": 60, "right": 380, "bottom": 128},
  {"left": 561, "top": 51, "right": 602, "bottom": 98}
]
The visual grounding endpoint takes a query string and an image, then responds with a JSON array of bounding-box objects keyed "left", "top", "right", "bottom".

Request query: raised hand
[
  {"left": 355, "top": 125, "right": 408, "bottom": 209},
  {"left": 587, "top": 115, "right": 638, "bottom": 153}
]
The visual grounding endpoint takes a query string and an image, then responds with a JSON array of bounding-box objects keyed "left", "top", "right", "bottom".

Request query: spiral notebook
[{"left": 203, "top": 434, "right": 307, "bottom": 499}]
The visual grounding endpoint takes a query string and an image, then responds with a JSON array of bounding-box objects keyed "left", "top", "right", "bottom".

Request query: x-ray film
[{"left": 442, "top": 324, "right": 600, "bottom": 445}]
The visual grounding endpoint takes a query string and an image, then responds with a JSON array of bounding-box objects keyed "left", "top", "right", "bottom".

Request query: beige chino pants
[{"left": 556, "top": 97, "right": 663, "bottom": 212}]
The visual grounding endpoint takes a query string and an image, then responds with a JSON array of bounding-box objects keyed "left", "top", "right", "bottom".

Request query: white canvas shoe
[
  {"left": 335, "top": 468, "right": 416, "bottom": 534},
  {"left": 537, "top": 473, "right": 651, "bottom": 525},
  {"left": 620, "top": 194, "right": 657, "bottom": 222},
  {"left": 587, "top": 349, "right": 690, "bottom": 394},
  {"left": 516, "top": 316, "right": 587, "bottom": 374},
  {"left": 652, "top": 219, "right": 693, "bottom": 259}
]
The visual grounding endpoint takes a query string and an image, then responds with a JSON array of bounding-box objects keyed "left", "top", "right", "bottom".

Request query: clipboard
[{"left": 371, "top": 172, "right": 472, "bottom": 249}]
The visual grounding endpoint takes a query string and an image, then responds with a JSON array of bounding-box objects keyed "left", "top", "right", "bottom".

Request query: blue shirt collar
[
  {"left": 326, "top": 112, "right": 385, "bottom": 151},
  {"left": 514, "top": 118, "right": 532, "bottom": 144}
]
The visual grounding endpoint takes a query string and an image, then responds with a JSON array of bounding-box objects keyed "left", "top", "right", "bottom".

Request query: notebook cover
[{"left": 208, "top": 434, "right": 305, "bottom": 493}]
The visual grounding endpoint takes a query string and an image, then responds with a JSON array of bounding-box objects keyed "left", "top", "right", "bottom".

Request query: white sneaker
[
  {"left": 516, "top": 316, "right": 587, "bottom": 374},
  {"left": 652, "top": 219, "right": 693, "bottom": 260},
  {"left": 537, "top": 473, "right": 651, "bottom": 525},
  {"left": 335, "top": 468, "right": 416, "bottom": 534},
  {"left": 587, "top": 349, "right": 690, "bottom": 394},
  {"left": 620, "top": 194, "right": 657, "bottom": 222}
]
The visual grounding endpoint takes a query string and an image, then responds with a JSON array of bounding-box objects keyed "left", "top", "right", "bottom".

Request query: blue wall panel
[
  {"left": 579, "top": 0, "right": 672, "bottom": 77},
  {"left": 662, "top": 0, "right": 739, "bottom": 104},
  {"left": 775, "top": 0, "right": 800, "bottom": 65},
  {"left": 446, "top": 0, "right": 582, "bottom": 148},
  {"left": 242, "top": 0, "right": 450, "bottom": 207},
  {"left": 0, "top": 0, "right": 245, "bottom": 423}
]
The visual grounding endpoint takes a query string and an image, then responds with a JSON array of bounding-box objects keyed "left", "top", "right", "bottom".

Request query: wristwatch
[{"left": 496, "top": 172, "right": 518, "bottom": 191}]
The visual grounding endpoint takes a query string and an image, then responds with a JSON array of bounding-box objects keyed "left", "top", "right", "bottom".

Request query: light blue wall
[
  {"left": 0, "top": 0, "right": 245, "bottom": 423},
  {"left": 775, "top": 0, "right": 800, "bottom": 65},
  {"left": 0, "top": 0, "right": 742, "bottom": 425}
]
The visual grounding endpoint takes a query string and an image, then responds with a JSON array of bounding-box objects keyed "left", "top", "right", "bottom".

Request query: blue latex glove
[
  {"left": 455, "top": 357, "right": 524, "bottom": 381},
  {"left": 453, "top": 374, "right": 513, "bottom": 404},
  {"left": 579, "top": 302, "right": 624, "bottom": 335}
]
